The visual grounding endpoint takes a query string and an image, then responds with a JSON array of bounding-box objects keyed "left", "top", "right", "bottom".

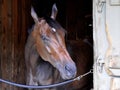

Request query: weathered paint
[{"left": 93, "top": 0, "right": 120, "bottom": 89}]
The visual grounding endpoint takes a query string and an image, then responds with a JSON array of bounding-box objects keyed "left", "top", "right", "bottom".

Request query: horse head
[{"left": 31, "top": 4, "right": 77, "bottom": 80}]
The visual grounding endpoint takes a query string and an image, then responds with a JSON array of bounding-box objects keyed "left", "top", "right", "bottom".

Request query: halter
[{"left": 0, "top": 69, "right": 93, "bottom": 89}]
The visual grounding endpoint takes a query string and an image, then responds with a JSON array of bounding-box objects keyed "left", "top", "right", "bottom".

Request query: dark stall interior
[
  {"left": 0, "top": 0, "right": 92, "bottom": 90},
  {"left": 31, "top": 0, "right": 92, "bottom": 42}
]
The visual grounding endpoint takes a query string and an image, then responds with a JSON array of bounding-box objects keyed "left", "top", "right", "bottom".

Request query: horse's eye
[{"left": 51, "top": 28, "right": 56, "bottom": 32}]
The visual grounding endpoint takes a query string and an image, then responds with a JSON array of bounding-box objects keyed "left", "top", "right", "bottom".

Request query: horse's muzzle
[{"left": 64, "top": 63, "right": 77, "bottom": 79}]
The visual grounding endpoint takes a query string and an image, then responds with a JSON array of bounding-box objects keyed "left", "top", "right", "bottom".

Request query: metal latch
[
  {"left": 97, "top": 0, "right": 106, "bottom": 13},
  {"left": 97, "top": 56, "right": 105, "bottom": 73}
]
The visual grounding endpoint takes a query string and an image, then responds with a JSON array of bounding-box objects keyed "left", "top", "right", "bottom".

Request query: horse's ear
[
  {"left": 51, "top": 4, "right": 58, "bottom": 20},
  {"left": 31, "top": 6, "right": 39, "bottom": 23}
]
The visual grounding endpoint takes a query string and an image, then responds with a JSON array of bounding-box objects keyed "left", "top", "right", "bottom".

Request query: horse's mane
[{"left": 44, "top": 17, "right": 63, "bottom": 30}]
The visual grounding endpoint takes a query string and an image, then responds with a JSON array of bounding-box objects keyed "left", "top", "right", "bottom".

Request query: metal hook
[
  {"left": 97, "top": 56, "right": 105, "bottom": 73},
  {"left": 97, "top": 0, "right": 106, "bottom": 13}
]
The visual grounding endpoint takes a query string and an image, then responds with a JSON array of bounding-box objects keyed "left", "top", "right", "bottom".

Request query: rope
[
  {"left": 0, "top": 69, "right": 93, "bottom": 89},
  {"left": 0, "top": 78, "right": 74, "bottom": 89}
]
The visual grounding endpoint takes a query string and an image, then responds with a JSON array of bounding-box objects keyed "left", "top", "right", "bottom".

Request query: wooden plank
[
  {"left": 0, "top": 0, "right": 32, "bottom": 90},
  {"left": 11, "top": 0, "right": 28, "bottom": 90},
  {"left": 1, "top": 0, "right": 13, "bottom": 90}
]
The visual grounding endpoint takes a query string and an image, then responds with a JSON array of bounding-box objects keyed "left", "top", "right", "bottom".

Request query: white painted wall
[{"left": 93, "top": 0, "right": 120, "bottom": 89}]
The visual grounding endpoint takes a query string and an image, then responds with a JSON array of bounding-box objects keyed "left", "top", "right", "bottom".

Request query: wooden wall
[{"left": 0, "top": 0, "right": 32, "bottom": 90}]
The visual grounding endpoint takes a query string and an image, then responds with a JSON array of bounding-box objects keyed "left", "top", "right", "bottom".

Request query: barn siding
[{"left": 0, "top": 0, "right": 32, "bottom": 90}]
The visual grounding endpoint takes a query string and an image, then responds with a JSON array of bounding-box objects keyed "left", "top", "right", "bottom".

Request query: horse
[{"left": 25, "top": 4, "right": 93, "bottom": 90}]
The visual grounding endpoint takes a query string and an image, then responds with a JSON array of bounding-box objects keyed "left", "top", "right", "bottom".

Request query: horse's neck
[
  {"left": 25, "top": 33, "right": 35, "bottom": 49},
  {"left": 26, "top": 34, "right": 62, "bottom": 84},
  {"left": 36, "top": 59, "right": 62, "bottom": 85},
  {"left": 25, "top": 33, "right": 38, "bottom": 68}
]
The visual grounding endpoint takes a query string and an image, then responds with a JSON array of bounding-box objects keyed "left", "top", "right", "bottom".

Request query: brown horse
[{"left": 25, "top": 4, "right": 93, "bottom": 90}]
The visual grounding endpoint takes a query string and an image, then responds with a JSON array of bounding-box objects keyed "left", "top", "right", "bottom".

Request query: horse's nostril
[
  {"left": 65, "top": 64, "right": 76, "bottom": 78},
  {"left": 65, "top": 64, "right": 71, "bottom": 72}
]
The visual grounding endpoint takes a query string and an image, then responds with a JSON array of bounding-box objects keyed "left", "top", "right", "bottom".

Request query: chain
[{"left": 74, "top": 69, "right": 93, "bottom": 81}]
